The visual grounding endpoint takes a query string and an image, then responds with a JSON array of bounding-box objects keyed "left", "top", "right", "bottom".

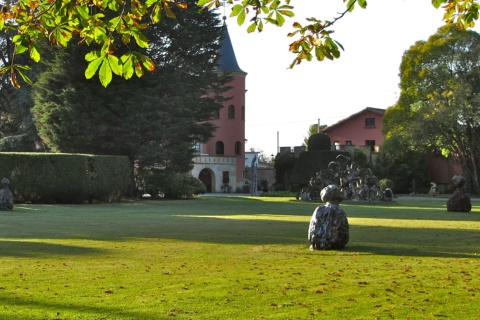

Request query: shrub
[
  {"left": 354, "top": 150, "right": 369, "bottom": 168},
  {"left": 137, "top": 170, "right": 206, "bottom": 199},
  {"left": 162, "top": 173, "right": 206, "bottom": 199},
  {"left": 307, "top": 133, "right": 331, "bottom": 151},
  {"left": 379, "top": 179, "right": 394, "bottom": 191}
]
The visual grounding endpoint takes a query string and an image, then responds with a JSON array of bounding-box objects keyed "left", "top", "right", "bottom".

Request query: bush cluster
[{"left": 137, "top": 170, "right": 206, "bottom": 199}]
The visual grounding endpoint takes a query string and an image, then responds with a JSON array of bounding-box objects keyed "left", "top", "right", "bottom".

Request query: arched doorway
[{"left": 199, "top": 169, "right": 213, "bottom": 193}]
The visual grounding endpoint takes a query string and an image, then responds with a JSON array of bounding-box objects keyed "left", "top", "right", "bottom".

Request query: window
[
  {"left": 241, "top": 106, "right": 245, "bottom": 121},
  {"left": 222, "top": 171, "right": 230, "bottom": 184},
  {"left": 215, "top": 141, "right": 224, "bottom": 155},
  {"left": 192, "top": 141, "right": 201, "bottom": 153},
  {"left": 365, "top": 140, "right": 375, "bottom": 152},
  {"left": 365, "top": 117, "right": 375, "bottom": 127},
  {"left": 235, "top": 141, "right": 242, "bottom": 155},
  {"left": 213, "top": 108, "right": 220, "bottom": 119},
  {"left": 228, "top": 105, "right": 235, "bottom": 119}
]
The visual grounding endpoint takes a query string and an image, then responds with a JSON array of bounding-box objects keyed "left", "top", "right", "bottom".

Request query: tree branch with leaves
[{"left": 0, "top": 0, "right": 478, "bottom": 88}]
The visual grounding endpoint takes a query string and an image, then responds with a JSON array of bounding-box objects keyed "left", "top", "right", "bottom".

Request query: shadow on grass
[
  {"left": 2, "top": 198, "right": 479, "bottom": 259},
  {"left": 0, "top": 240, "right": 107, "bottom": 258},
  {"left": 0, "top": 295, "right": 160, "bottom": 320}
]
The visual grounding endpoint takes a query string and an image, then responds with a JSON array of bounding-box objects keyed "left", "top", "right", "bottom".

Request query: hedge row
[{"left": 0, "top": 153, "right": 131, "bottom": 203}]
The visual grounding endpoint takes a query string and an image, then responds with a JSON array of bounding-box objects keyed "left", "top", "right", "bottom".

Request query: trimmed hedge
[
  {"left": 289, "top": 150, "right": 351, "bottom": 185},
  {"left": 0, "top": 153, "right": 131, "bottom": 203}
]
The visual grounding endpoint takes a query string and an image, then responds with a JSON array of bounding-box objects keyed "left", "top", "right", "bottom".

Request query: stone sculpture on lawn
[
  {"left": 446, "top": 175, "right": 471, "bottom": 212},
  {"left": 0, "top": 178, "right": 13, "bottom": 211},
  {"left": 308, "top": 184, "right": 349, "bottom": 250}
]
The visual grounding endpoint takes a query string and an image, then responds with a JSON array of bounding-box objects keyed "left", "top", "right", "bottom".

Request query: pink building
[
  {"left": 323, "top": 107, "right": 386, "bottom": 153},
  {"left": 191, "top": 23, "right": 247, "bottom": 193},
  {"left": 323, "top": 107, "right": 461, "bottom": 191}
]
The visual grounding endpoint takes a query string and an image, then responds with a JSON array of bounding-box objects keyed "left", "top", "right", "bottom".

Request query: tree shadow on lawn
[
  {"left": 2, "top": 200, "right": 479, "bottom": 259},
  {"left": 161, "top": 215, "right": 480, "bottom": 259},
  {"left": 5, "top": 214, "right": 474, "bottom": 260},
  {"left": 346, "top": 224, "right": 480, "bottom": 258},
  {"left": 0, "top": 240, "right": 106, "bottom": 258},
  {"left": 0, "top": 295, "right": 160, "bottom": 320}
]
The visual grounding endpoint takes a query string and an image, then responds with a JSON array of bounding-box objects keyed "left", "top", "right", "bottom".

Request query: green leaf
[
  {"left": 315, "top": 46, "right": 325, "bottom": 61},
  {"left": 15, "top": 43, "right": 28, "bottom": 55},
  {"left": 132, "top": 31, "right": 149, "bottom": 49},
  {"left": 432, "top": 0, "right": 446, "bottom": 9},
  {"left": 247, "top": 22, "right": 256, "bottom": 33},
  {"left": 141, "top": 56, "right": 155, "bottom": 72},
  {"left": 99, "top": 58, "right": 113, "bottom": 87},
  {"left": 258, "top": 20, "right": 264, "bottom": 32},
  {"left": 231, "top": 4, "right": 244, "bottom": 17},
  {"left": 146, "top": 0, "right": 158, "bottom": 6},
  {"left": 30, "top": 43, "right": 41, "bottom": 62},
  {"left": 108, "top": 16, "right": 122, "bottom": 31},
  {"left": 16, "top": 67, "right": 33, "bottom": 86},
  {"left": 85, "top": 50, "right": 102, "bottom": 62},
  {"left": 164, "top": 4, "right": 176, "bottom": 19},
  {"left": 197, "top": 0, "right": 214, "bottom": 7},
  {"left": 135, "top": 61, "right": 144, "bottom": 78},
  {"left": 151, "top": 4, "right": 162, "bottom": 23},
  {"left": 357, "top": 0, "right": 367, "bottom": 9},
  {"left": 85, "top": 56, "right": 103, "bottom": 79},
  {"left": 75, "top": 4, "right": 90, "bottom": 20},
  {"left": 93, "top": 25, "right": 108, "bottom": 44},
  {"left": 279, "top": 9, "right": 294, "bottom": 18},
  {"left": 347, "top": 0, "right": 356, "bottom": 11},
  {"left": 121, "top": 53, "right": 134, "bottom": 80},
  {"left": 237, "top": 9, "right": 247, "bottom": 25},
  {"left": 276, "top": 12, "right": 285, "bottom": 26},
  {"left": 107, "top": 54, "right": 123, "bottom": 76}
]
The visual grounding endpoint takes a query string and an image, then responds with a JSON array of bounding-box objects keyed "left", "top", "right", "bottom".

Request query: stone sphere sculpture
[
  {"left": 307, "top": 133, "right": 331, "bottom": 151},
  {"left": 0, "top": 178, "right": 13, "bottom": 211},
  {"left": 308, "top": 184, "right": 349, "bottom": 250}
]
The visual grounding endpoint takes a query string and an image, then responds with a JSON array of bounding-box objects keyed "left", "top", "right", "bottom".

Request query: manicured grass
[{"left": 0, "top": 196, "right": 479, "bottom": 319}]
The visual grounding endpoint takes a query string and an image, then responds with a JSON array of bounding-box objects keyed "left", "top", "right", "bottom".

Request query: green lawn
[{"left": 0, "top": 196, "right": 479, "bottom": 319}]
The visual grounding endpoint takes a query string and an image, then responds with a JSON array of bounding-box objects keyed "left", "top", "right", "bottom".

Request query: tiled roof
[
  {"left": 323, "top": 107, "right": 386, "bottom": 132},
  {"left": 216, "top": 23, "right": 246, "bottom": 74}
]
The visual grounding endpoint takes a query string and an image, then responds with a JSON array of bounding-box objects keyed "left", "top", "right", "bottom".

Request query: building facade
[
  {"left": 190, "top": 23, "right": 247, "bottom": 193},
  {"left": 322, "top": 107, "right": 386, "bottom": 152}
]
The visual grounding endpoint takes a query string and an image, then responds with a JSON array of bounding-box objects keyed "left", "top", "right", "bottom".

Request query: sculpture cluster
[
  {"left": 307, "top": 155, "right": 388, "bottom": 201},
  {"left": 308, "top": 185, "right": 349, "bottom": 250},
  {"left": 446, "top": 175, "right": 471, "bottom": 212},
  {"left": 0, "top": 178, "right": 13, "bottom": 211}
]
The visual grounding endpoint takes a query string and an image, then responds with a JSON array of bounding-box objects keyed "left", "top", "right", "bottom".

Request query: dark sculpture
[
  {"left": 0, "top": 178, "right": 13, "bottom": 211},
  {"left": 308, "top": 185, "right": 349, "bottom": 250},
  {"left": 306, "top": 154, "right": 384, "bottom": 201},
  {"left": 447, "top": 175, "right": 471, "bottom": 212}
]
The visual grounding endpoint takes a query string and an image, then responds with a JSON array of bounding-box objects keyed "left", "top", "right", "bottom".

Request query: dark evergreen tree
[
  {"left": 31, "top": 1, "right": 230, "bottom": 194},
  {"left": 0, "top": 30, "right": 38, "bottom": 151}
]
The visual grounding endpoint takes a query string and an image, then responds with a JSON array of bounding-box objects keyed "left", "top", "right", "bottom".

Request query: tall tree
[
  {"left": 383, "top": 25, "right": 480, "bottom": 193},
  {"left": 31, "top": 0, "right": 230, "bottom": 190},
  {"left": 0, "top": 29, "right": 37, "bottom": 151}
]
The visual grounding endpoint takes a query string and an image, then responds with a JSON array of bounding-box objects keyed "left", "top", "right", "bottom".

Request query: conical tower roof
[{"left": 217, "top": 22, "right": 247, "bottom": 75}]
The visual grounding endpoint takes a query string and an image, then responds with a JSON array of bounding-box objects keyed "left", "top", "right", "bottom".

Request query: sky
[{"left": 220, "top": 0, "right": 466, "bottom": 158}]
